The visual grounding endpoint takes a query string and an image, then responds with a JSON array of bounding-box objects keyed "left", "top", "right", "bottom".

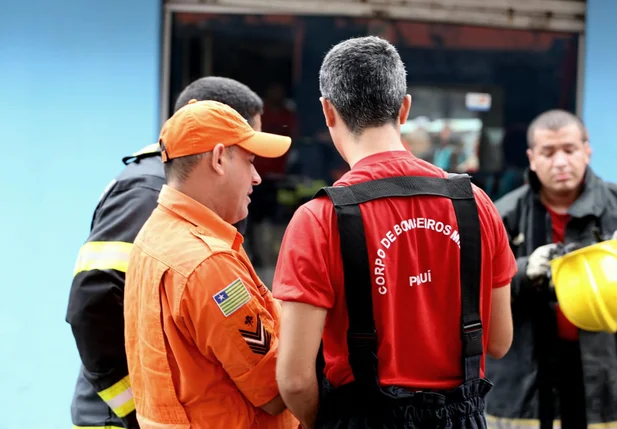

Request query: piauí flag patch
[{"left": 213, "top": 278, "right": 251, "bottom": 317}]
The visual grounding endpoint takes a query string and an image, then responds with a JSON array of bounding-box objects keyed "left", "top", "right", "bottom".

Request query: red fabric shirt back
[
  {"left": 273, "top": 151, "right": 517, "bottom": 390},
  {"left": 545, "top": 206, "right": 579, "bottom": 341}
]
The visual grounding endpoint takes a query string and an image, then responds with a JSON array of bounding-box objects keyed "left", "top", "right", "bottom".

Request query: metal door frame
[{"left": 160, "top": 1, "right": 587, "bottom": 124}]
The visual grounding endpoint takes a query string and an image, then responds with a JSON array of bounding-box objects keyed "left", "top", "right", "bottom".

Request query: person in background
[
  {"left": 485, "top": 109, "right": 617, "bottom": 429},
  {"left": 247, "top": 82, "right": 298, "bottom": 273},
  {"left": 432, "top": 121, "right": 462, "bottom": 170},
  {"left": 123, "top": 100, "right": 296, "bottom": 428},
  {"left": 272, "top": 35, "right": 516, "bottom": 429},
  {"left": 65, "top": 76, "right": 264, "bottom": 429}
]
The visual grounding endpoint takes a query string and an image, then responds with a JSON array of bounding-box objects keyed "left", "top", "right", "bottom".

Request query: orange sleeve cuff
[{"left": 231, "top": 339, "right": 280, "bottom": 407}]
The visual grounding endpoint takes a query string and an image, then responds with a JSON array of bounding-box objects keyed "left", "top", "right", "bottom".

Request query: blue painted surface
[
  {"left": 1, "top": 0, "right": 616, "bottom": 428},
  {"left": 0, "top": 1, "right": 160, "bottom": 428},
  {"left": 582, "top": 0, "right": 617, "bottom": 184}
]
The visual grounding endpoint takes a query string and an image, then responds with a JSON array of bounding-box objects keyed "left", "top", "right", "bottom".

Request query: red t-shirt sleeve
[
  {"left": 272, "top": 202, "right": 335, "bottom": 309},
  {"left": 475, "top": 188, "right": 517, "bottom": 288}
]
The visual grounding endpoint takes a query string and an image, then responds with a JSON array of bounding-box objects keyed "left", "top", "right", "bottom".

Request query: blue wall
[
  {"left": 583, "top": 0, "right": 617, "bottom": 183},
  {"left": 0, "top": 1, "right": 161, "bottom": 428},
  {"left": 0, "top": 0, "right": 614, "bottom": 428}
]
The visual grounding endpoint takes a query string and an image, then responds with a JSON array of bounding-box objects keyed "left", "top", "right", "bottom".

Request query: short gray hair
[
  {"left": 527, "top": 109, "right": 588, "bottom": 147},
  {"left": 319, "top": 36, "right": 407, "bottom": 135}
]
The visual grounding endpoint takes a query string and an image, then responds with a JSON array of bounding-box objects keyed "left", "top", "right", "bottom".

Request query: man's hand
[{"left": 526, "top": 243, "right": 558, "bottom": 281}]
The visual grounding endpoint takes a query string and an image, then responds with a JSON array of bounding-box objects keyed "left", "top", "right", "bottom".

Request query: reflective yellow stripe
[
  {"left": 487, "top": 416, "right": 559, "bottom": 429},
  {"left": 487, "top": 416, "right": 617, "bottom": 429},
  {"left": 74, "top": 426, "right": 125, "bottom": 429},
  {"left": 97, "top": 375, "right": 135, "bottom": 418},
  {"left": 132, "top": 143, "right": 160, "bottom": 157},
  {"left": 276, "top": 189, "right": 297, "bottom": 206},
  {"left": 73, "top": 241, "right": 133, "bottom": 276},
  {"left": 296, "top": 179, "right": 327, "bottom": 198}
]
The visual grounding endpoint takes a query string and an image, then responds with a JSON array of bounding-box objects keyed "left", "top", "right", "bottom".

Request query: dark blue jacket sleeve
[{"left": 66, "top": 174, "right": 163, "bottom": 424}]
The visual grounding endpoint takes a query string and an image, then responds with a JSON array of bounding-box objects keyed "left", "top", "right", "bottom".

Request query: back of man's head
[
  {"left": 174, "top": 76, "right": 263, "bottom": 127},
  {"left": 319, "top": 36, "right": 407, "bottom": 135}
]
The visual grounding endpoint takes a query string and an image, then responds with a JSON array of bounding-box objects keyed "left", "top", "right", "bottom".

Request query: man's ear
[
  {"left": 399, "top": 94, "right": 412, "bottom": 125},
  {"left": 320, "top": 97, "right": 336, "bottom": 128},
  {"left": 583, "top": 140, "right": 592, "bottom": 162},
  {"left": 211, "top": 143, "right": 227, "bottom": 176},
  {"left": 526, "top": 148, "right": 536, "bottom": 172}
]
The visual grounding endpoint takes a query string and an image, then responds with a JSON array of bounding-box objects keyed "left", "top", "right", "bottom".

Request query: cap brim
[{"left": 237, "top": 131, "right": 292, "bottom": 158}]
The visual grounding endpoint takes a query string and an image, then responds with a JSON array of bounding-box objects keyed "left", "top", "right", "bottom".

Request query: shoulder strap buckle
[{"left": 462, "top": 321, "right": 483, "bottom": 357}]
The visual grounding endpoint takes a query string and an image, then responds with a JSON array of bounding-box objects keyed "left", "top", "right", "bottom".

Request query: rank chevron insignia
[{"left": 238, "top": 314, "right": 271, "bottom": 355}]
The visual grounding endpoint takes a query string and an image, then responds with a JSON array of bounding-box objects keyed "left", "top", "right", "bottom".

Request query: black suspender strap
[
  {"left": 313, "top": 174, "right": 484, "bottom": 389},
  {"left": 448, "top": 177, "right": 483, "bottom": 382},
  {"left": 314, "top": 185, "right": 378, "bottom": 388}
]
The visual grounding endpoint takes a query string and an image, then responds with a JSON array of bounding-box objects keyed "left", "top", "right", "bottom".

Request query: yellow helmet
[{"left": 550, "top": 239, "right": 617, "bottom": 333}]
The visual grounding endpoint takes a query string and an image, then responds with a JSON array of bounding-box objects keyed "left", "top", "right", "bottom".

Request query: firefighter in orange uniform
[{"left": 124, "top": 99, "right": 297, "bottom": 428}]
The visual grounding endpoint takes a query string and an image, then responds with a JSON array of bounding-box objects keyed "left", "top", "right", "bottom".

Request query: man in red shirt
[{"left": 272, "top": 36, "right": 517, "bottom": 429}]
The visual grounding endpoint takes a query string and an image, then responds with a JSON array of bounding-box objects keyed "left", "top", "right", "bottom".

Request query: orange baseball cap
[{"left": 159, "top": 99, "right": 292, "bottom": 162}]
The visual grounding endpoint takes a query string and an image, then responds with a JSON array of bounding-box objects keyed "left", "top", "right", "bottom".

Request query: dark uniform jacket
[
  {"left": 66, "top": 144, "right": 164, "bottom": 428},
  {"left": 65, "top": 144, "right": 250, "bottom": 428},
  {"left": 485, "top": 167, "right": 617, "bottom": 429}
]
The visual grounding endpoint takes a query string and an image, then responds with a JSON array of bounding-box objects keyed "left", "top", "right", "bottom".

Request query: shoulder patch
[
  {"left": 213, "top": 278, "right": 251, "bottom": 317},
  {"left": 239, "top": 314, "right": 271, "bottom": 355}
]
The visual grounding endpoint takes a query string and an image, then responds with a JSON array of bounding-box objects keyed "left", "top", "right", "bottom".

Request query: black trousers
[{"left": 316, "top": 378, "right": 493, "bottom": 429}]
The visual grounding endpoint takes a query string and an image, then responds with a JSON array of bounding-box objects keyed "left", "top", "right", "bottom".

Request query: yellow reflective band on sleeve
[
  {"left": 73, "top": 425, "right": 124, "bottom": 429},
  {"left": 132, "top": 142, "right": 160, "bottom": 157},
  {"left": 97, "top": 375, "right": 135, "bottom": 419},
  {"left": 73, "top": 241, "right": 133, "bottom": 276},
  {"left": 487, "top": 416, "right": 617, "bottom": 429}
]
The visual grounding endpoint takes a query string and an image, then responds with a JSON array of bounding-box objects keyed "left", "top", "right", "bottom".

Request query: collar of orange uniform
[{"left": 157, "top": 184, "right": 243, "bottom": 250}]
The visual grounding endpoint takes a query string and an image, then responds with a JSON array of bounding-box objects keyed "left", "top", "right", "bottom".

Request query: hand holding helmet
[{"left": 526, "top": 243, "right": 559, "bottom": 282}]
